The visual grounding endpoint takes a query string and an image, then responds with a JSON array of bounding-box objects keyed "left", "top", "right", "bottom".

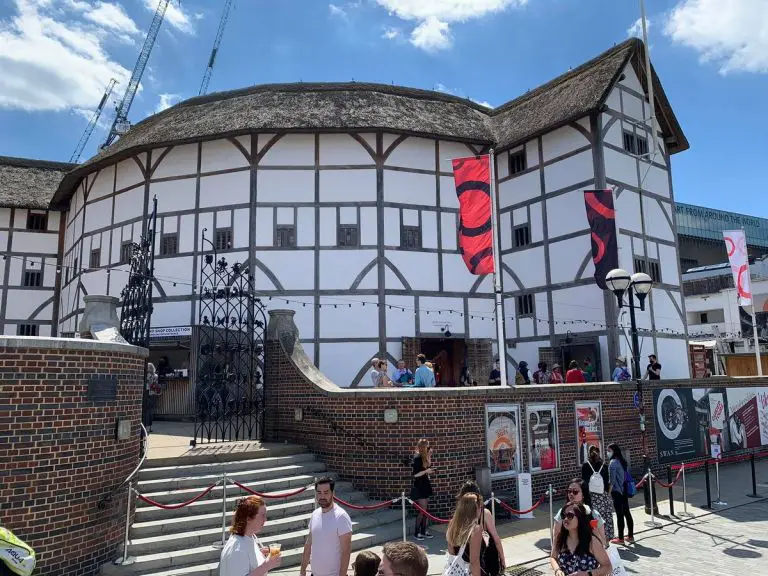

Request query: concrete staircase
[{"left": 102, "top": 445, "right": 404, "bottom": 576}]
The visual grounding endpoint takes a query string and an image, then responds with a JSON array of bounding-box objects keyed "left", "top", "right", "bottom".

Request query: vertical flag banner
[
  {"left": 723, "top": 229, "right": 752, "bottom": 306},
  {"left": 584, "top": 190, "right": 619, "bottom": 289},
  {"left": 452, "top": 156, "right": 494, "bottom": 275}
]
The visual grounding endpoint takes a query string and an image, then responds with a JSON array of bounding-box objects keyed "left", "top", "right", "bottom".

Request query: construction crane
[
  {"left": 199, "top": 0, "right": 234, "bottom": 95},
  {"left": 102, "top": 0, "right": 174, "bottom": 149},
  {"left": 70, "top": 78, "right": 118, "bottom": 163}
]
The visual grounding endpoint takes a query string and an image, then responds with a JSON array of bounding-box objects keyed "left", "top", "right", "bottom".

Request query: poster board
[
  {"left": 653, "top": 389, "right": 706, "bottom": 464},
  {"left": 575, "top": 400, "right": 603, "bottom": 466},
  {"left": 485, "top": 404, "right": 522, "bottom": 478},
  {"left": 526, "top": 402, "right": 559, "bottom": 473}
]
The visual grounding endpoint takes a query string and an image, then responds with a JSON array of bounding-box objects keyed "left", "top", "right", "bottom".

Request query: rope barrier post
[
  {"left": 114, "top": 482, "right": 134, "bottom": 566},
  {"left": 548, "top": 484, "right": 554, "bottom": 550},
  {"left": 681, "top": 463, "right": 690, "bottom": 516},
  {"left": 645, "top": 470, "right": 661, "bottom": 528},
  {"left": 220, "top": 473, "right": 227, "bottom": 548},
  {"left": 704, "top": 460, "right": 712, "bottom": 509},
  {"left": 713, "top": 459, "right": 727, "bottom": 506},
  {"left": 491, "top": 491, "right": 496, "bottom": 520},
  {"left": 401, "top": 492, "right": 406, "bottom": 542},
  {"left": 748, "top": 453, "right": 763, "bottom": 498},
  {"left": 667, "top": 465, "right": 674, "bottom": 516}
]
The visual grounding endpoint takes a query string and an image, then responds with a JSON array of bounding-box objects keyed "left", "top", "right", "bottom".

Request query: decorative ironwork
[
  {"left": 192, "top": 229, "right": 267, "bottom": 445},
  {"left": 119, "top": 197, "right": 157, "bottom": 348}
]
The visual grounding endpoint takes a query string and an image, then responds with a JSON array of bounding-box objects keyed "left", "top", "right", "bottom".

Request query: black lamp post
[{"left": 606, "top": 268, "right": 655, "bottom": 511}]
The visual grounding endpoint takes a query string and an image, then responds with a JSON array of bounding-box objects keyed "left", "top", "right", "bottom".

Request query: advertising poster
[
  {"left": 485, "top": 405, "right": 521, "bottom": 478},
  {"left": 724, "top": 388, "right": 768, "bottom": 450},
  {"left": 575, "top": 401, "right": 603, "bottom": 466},
  {"left": 526, "top": 403, "right": 559, "bottom": 472},
  {"left": 653, "top": 389, "right": 706, "bottom": 464}
]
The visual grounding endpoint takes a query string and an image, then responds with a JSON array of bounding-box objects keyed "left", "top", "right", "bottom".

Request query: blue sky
[{"left": 1, "top": 0, "right": 766, "bottom": 216}]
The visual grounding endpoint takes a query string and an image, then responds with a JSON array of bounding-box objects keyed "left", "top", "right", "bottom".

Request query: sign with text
[
  {"left": 526, "top": 403, "right": 559, "bottom": 472},
  {"left": 653, "top": 388, "right": 706, "bottom": 464},
  {"left": 575, "top": 400, "right": 603, "bottom": 466},
  {"left": 485, "top": 404, "right": 521, "bottom": 478},
  {"left": 150, "top": 326, "right": 192, "bottom": 338}
]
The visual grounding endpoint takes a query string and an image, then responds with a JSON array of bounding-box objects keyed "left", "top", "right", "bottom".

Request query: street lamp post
[{"left": 606, "top": 269, "right": 656, "bottom": 512}]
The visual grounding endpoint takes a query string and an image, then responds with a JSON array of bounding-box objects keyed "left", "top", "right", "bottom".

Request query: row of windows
[
  {"left": 17, "top": 324, "right": 38, "bottom": 336},
  {"left": 622, "top": 130, "right": 649, "bottom": 157}
]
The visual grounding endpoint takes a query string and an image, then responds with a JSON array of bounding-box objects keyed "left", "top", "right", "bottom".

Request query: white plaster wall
[
  {"left": 149, "top": 178, "right": 196, "bottom": 214},
  {"left": 642, "top": 165, "right": 671, "bottom": 198},
  {"left": 319, "top": 170, "right": 376, "bottom": 203},
  {"left": 83, "top": 197, "right": 112, "bottom": 233},
  {"left": 642, "top": 196, "right": 674, "bottom": 242},
  {"left": 419, "top": 296, "right": 464, "bottom": 334},
  {"left": 319, "top": 134, "right": 374, "bottom": 165},
  {"left": 548, "top": 234, "right": 592, "bottom": 284},
  {"left": 319, "top": 250, "right": 377, "bottom": 290},
  {"left": 541, "top": 122, "right": 591, "bottom": 162},
  {"left": 604, "top": 148, "right": 638, "bottom": 188},
  {"left": 386, "top": 251, "right": 438, "bottom": 291},
  {"left": 5, "top": 289, "right": 53, "bottom": 320},
  {"left": 421, "top": 211, "right": 438, "bottom": 249},
  {"left": 652, "top": 289, "right": 686, "bottom": 334},
  {"left": 88, "top": 166, "right": 115, "bottom": 201},
  {"left": 498, "top": 170, "right": 539, "bottom": 207},
  {"left": 439, "top": 175, "right": 459, "bottom": 210},
  {"left": 384, "top": 208, "right": 400, "bottom": 246},
  {"left": 153, "top": 144, "right": 198, "bottom": 178},
  {"left": 438, "top": 140, "right": 475, "bottom": 173},
  {"left": 255, "top": 207, "right": 273, "bottom": 246},
  {"left": 551, "top": 284, "right": 606, "bottom": 333},
  {"left": 154, "top": 257, "right": 194, "bottom": 296},
  {"left": 233, "top": 209, "right": 249, "bottom": 248},
  {"left": 615, "top": 190, "right": 642, "bottom": 234},
  {"left": 441, "top": 213, "right": 457, "bottom": 251},
  {"left": 442, "top": 253, "right": 484, "bottom": 293},
  {"left": 386, "top": 294, "right": 416, "bottom": 338},
  {"left": 622, "top": 91, "right": 644, "bottom": 123},
  {"left": 260, "top": 134, "right": 314, "bottom": 166},
  {"left": 544, "top": 151, "right": 593, "bottom": 193},
  {"left": 200, "top": 170, "right": 250, "bottom": 208},
  {"left": 201, "top": 138, "right": 249, "bottom": 173},
  {"left": 619, "top": 63, "right": 643, "bottom": 94},
  {"left": 115, "top": 157, "right": 145, "bottom": 191},
  {"left": 151, "top": 301, "right": 190, "bottom": 328},
  {"left": 656, "top": 338, "right": 690, "bottom": 378},
  {"left": 256, "top": 250, "right": 314, "bottom": 290},
  {"left": 467, "top": 297, "right": 496, "bottom": 338},
  {"left": 319, "top": 300, "right": 378, "bottom": 339},
  {"left": 320, "top": 342, "right": 379, "bottom": 387},
  {"left": 385, "top": 137, "right": 435, "bottom": 170},
  {"left": 80, "top": 269, "right": 108, "bottom": 297},
  {"left": 502, "top": 247, "right": 547, "bottom": 289},
  {"left": 258, "top": 170, "right": 314, "bottom": 203},
  {"left": 113, "top": 186, "right": 145, "bottom": 224},
  {"left": 10, "top": 231, "right": 58, "bottom": 254},
  {"left": 384, "top": 170, "right": 436, "bottom": 206},
  {"left": 545, "top": 191, "right": 590, "bottom": 239},
  {"left": 658, "top": 244, "right": 680, "bottom": 285}
]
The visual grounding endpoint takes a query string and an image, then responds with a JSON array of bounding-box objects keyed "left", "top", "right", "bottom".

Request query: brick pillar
[
  {"left": 467, "top": 338, "right": 492, "bottom": 385},
  {"left": 401, "top": 337, "right": 420, "bottom": 369}
]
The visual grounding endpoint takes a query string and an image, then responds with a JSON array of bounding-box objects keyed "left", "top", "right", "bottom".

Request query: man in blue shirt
[{"left": 412, "top": 354, "right": 436, "bottom": 388}]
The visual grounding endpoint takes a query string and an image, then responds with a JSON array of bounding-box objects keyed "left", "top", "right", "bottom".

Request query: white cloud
[
  {"left": 374, "top": 0, "right": 528, "bottom": 51},
  {"left": 434, "top": 82, "right": 493, "bottom": 108},
  {"left": 155, "top": 92, "right": 180, "bottom": 113},
  {"left": 329, "top": 3, "right": 347, "bottom": 18},
  {"left": 0, "top": 0, "right": 131, "bottom": 112},
  {"left": 664, "top": 0, "right": 768, "bottom": 74},
  {"left": 144, "top": 0, "right": 197, "bottom": 35},
  {"left": 627, "top": 17, "right": 651, "bottom": 39},
  {"left": 85, "top": 2, "right": 138, "bottom": 35},
  {"left": 382, "top": 26, "right": 401, "bottom": 40}
]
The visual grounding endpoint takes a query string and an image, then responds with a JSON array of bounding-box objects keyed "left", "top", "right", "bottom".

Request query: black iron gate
[
  {"left": 119, "top": 197, "right": 157, "bottom": 429},
  {"left": 192, "top": 230, "right": 267, "bottom": 446}
]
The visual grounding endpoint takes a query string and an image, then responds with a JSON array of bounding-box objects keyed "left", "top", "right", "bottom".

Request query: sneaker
[
  {"left": 415, "top": 533, "right": 424, "bottom": 541},
  {"left": 625, "top": 537, "right": 635, "bottom": 544},
  {"left": 609, "top": 538, "right": 623, "bottom": 545},
  {"left": 424, "top": 531, "right": 434, "bottom": 539}
]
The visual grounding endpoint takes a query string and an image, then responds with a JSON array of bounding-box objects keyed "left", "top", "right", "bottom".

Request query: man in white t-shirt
[{"left": 300, "top": 477, "right": 352, "bottom": 576}]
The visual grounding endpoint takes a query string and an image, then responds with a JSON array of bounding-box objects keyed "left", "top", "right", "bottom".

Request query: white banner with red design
[{"left": 723, "top": 229, "right": 752, "bottom": 307}]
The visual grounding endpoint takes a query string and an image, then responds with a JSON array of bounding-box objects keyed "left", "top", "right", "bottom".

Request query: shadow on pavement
[{"left": 723, "top": 547, "right": 762, "bottom": 559}]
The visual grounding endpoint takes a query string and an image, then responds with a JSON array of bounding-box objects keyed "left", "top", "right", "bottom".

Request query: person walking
[
  {"left": 410, "top": 439, "right": 434, "bottom": 540},
  {"left": 646, "top": 354, "right": 661, "bottom": 380},
  {"left": 219, "top": 496, "right": 282, "bottom": 576},
  {"left": 299, "top": 477, "right": 352, "bottom": 576},
  {"left": 377, "top": 542, "right": 428, "bottom": 576},
  {"left": 607, "top": 443, "right": 634, "bottom": 545},
  {"left": 412, "top": 354, "right": 436, "bottom": 388},
  {"left": 551, "top": 478, "right": 606, "bottom": 546},
  {"left": 549, "top": 503, "right": 612, "bottom": 576},
  {"left": 446, "top": 494, "right": 485, "bottom": 576},
  {"left": 581, "top": 446, "right": 615, "bottom": 543},
  {"left": 565, "top": 360, "right": 585, "bottom": 383},
  {"left": 458, "top": 481, "right": 506, "bottom": 576}
]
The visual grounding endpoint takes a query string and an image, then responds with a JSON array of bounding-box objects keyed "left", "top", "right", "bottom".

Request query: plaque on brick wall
[{"left": 88, "top": 377, "right": 118, "bottom": 402}]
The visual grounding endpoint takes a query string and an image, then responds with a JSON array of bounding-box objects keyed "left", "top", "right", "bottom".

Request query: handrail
[{"left": 97, "top": 423, "right": 149, "bottom": 510}]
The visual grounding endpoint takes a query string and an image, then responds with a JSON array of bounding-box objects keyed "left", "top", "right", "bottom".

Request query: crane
[
  {"left": 199, "top": 0, "right": 234, "bottom": 95},
  {"left": 102, "top": 0, "right": 174, "bottom": 149},
  {"left": 70, "top": 78, "right": 118, "bottom": 163}
]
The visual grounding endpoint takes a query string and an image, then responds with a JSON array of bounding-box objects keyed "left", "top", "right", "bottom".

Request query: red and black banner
[
  {"left": 452, "top": 156, "right": 494, "bottom": 275},
  {"left": 584, "top": 190, "right": 619, "bottom": 289}
]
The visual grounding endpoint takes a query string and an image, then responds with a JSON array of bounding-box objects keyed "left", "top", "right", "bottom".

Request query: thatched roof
[
  {"left": 48, "top": 38, "right": 686, "bottom": 208},
  {"left": 0, "top": 156, "right": 76, "bottom": 209}
]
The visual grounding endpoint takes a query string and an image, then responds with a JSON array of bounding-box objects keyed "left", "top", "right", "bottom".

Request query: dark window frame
[
  {"left": 401, "top": 225, "right": 422, "bottom": 249},
  {"left": 23, "top": 269, "right": 42, "bottom": 287},
  {"left": 90, "top": 248, "right": 101, "bottom": 269},
  {"left": 700, "top": 312, "right": 709, "bottom": 324},
  {"left": 120, "top": 241, "right": 133, "bottom": 265},
  {"left": 516, "top": 293, "right": 535, "bottom": 317},
  {"left": 337, "top": 224, "right": 360, "bottom": 248},
  {"left": 622, "top": 130, "right": 649, "bottom": 157},
  {"left": 26, "top": 212, "right": 48, "bottom": 231},
  {"left": 633, "top": 256, "right": 662, "bottom": 283},
  {"left": 513, "top": 224, "right": 531, "bottom": 248},
  {"left": 276, "top": 225, "right": 297, "bottom": 248},
  {"left": 215, "top": 228, "right": 233, "bottom": 251},
  {"left": 509, "top": 149, "right": 527, "bottom": 176},
  {"left": 160, "top": 233, "right": 179, "bottom": 256},
  {"left": 17, "top": 324, "right": 39, "bottom": 336}
]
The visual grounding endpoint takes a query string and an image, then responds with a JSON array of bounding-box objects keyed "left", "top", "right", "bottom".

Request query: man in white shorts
[{"left": 299, "top": 477, "right": 352, "bottom": 576}]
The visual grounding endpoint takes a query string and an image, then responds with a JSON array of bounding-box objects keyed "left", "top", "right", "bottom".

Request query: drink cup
[{"left": 269, "top": 543, "right": 281, "bottom": 558}]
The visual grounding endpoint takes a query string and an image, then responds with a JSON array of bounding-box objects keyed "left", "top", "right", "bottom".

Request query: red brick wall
[
  {"left": 0, "top": 338, "right": 146, "bottom": 576},
  {"left": 265, "top": 335, "right": 764, "bottom": 515}
]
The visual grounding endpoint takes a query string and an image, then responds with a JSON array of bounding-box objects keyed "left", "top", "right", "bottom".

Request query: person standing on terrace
[{"left": 412, "top": 354, "right": 435, "bottom": 388}]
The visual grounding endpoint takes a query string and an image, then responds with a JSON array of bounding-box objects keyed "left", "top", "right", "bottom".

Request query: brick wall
[
  {"left": 265, "top": 310, "right": 766, "bottom": 515},
  {"left": 0, "top": 337, "right": 147, "bottom": 576}
]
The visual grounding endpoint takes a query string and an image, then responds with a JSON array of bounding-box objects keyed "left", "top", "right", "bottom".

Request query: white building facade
[{"left": 37, "top": 39, "right": 692, "bottom": 384}]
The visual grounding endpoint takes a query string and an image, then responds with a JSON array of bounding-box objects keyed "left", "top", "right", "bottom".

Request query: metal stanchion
[
  {"left": 218, "top": 472, "right": 227, "bottom": 548},
  {"left": 713, "top": 460, "right": 727, "bottom": 506},
  {"left": 491, "top": 491, "right": 496, "bottom": 520},
  {"left": 548, "top": 484, "right": 554, "bottom": 549},
  {"left": 681, "top": 463, "right": 691, "bottom": 517},
  {"left": 401, "top": 492, "right": 406, "bottom": 542},
  {"left": 645, "top": 470, "right": 661, "bottom": 527},
  {"left": 667, "top": 465, "right": 675, "bottom": 516},
  {"left": 704, "top": 461, "right": 712, "bottom": 509},
  {"left": 114, "top": 482, "right": 135, "bottom": 566},
  {"left": 748, "top": 453, "right": 763, "bottom": 498}
]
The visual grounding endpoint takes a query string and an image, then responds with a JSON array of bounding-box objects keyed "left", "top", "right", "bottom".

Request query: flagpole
[
  {"left": 744, "top": 227, "right": 764, "bottom": 376},
  {"left": 639, "top": 0, "right": 658, "bottom": 157},
  {"left": 489, "top": 150, "right": 508, "bottom": 386}
]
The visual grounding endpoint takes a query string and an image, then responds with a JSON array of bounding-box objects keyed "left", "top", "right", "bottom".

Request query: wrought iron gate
[{"left": 192, "top": 230, "right": 267, "bottom": 445}]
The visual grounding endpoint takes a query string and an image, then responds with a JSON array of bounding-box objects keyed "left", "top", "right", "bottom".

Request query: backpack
[
  {"left": 587, "top": 462, "right": 605, "bottom": 494},
  {"left": 617, "top": 368, "right": 631, "bottom": 382},
  {"left": 0, "top": 526, "right": 36, "bottom": 576},
  {"left": 624, "top": 468, "right": 637, "bottom": 498}
]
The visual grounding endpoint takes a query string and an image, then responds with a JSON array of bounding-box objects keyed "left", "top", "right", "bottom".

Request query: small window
[
  {"left": 23, "top": 270, "right": 42, "bottom": 287},
  {"left": 700, "top": 312, "right": 709, "bottom": 324},
  {"left": 17, "top": 324, "right": 39, "bottom": 336},
  {"left": 634, "top": 257, "right": 662, "bottom": 283},
  {"left": 120, "top": 242, "right": 133, "bottom": 265},
  {"left": 161, "top": 234, "right": 178, "bottom": 256},
  {"left": 215, "top": 228, "right": 232, "bottom": 251},
  {"left": 516, "top": 294, "right": 534, "bottom": 317},
  {"left": 73, "top": 257, "right": 78, "bottom": 276},
  {"left": 276, "top": 225, "right": 296, "bottom": 248},
  {"left": 513, "top": 224, "right": 531, "bottom": 248},
  {"left": 337, "top": 225, "right": 359, "bottom": 247},
  {"left": 509, "top": 149, "right": 527, "bottom": 175},
  {"left": 401, "top": 225, "right": 421, "bottom": 249},
  {"left": 90, "top": 249, "right": 101, "bottom": 268},
  {"left": 623, "top": 131, "right": 649, "bottom": 157},
  {"left": 26, "top": 212, "right": 47, "bottom": 231}
]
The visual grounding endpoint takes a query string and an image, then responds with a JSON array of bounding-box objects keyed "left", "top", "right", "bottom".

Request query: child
[{"left": 353, "top": 551, "right": 381, "bottom": 576}]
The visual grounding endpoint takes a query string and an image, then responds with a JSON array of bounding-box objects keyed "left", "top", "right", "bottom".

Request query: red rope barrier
[
  {"left": 334, "top": 496, "right": 398, "bottom": 511},
  {"left": 495, "top": 493, "right": 547, "bottom": 515},
  {"left": 408, "top": 499, "right": 451, "bottom": 524},
  {"left": 232, "top": 480, "right": 309, "bottom": 499},
  {"left": 653, "top": 467, "right": 684, "bottom": 489},
  {"left": 134, "top": 483, "right": 218, "bottom": 510}
]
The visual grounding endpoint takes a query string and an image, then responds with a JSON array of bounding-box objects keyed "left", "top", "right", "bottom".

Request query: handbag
[
  {"left": 443, "top": 531, "right": 472, "bottom": 576},
  {"left": 0, "top": 526, "right": 36, "bottom": 576},
  {"left": 605, "top": 543, "right": 627, "bottom": 576}
]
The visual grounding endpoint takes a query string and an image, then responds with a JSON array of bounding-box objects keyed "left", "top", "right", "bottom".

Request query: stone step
[
  {"left": 135, "top": 479, "right": 349, "bottom": 522},
  {"left": 131, "top": 491, "right": 369, "bottom": 539},
  {"left": 137, "top": 461, "right": 328, "bottom": 492},
  {"left": 129, "top": 505, "right": 399, "bottom": 555},
  {"left": 104, "top": 512, "right": 403, "bottom": 575},
  {"left": 139, "top": 453, "right": 317, "bottom": 481},
  {"left": 143, "top": 443, "right": 308, "bottom": 469}
]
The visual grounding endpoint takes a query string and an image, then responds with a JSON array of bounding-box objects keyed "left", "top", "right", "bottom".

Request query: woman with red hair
[{"left": 220, "top": 495, "right": 282, "bottom": 576}]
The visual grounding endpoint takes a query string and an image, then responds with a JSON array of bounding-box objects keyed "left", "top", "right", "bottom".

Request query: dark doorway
[
  {"left": 420, "top": 338, "right": 467, "bottom": 387},
  {"left": 561, "top": 344, "right": 601, "bottom": 382}
]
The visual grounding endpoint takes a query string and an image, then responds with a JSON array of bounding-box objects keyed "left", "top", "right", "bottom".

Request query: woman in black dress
[{"left": 410, "top": 438, "right": 434, "bottom": 540}]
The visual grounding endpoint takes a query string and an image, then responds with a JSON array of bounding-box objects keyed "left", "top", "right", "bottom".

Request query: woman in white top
[{"left": 220, "top": 495, "right": 282, "bottom": 576}]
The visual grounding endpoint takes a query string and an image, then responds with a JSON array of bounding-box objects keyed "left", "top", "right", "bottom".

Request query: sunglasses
[
  {"left": 563, "top": 512, "right": 577, "bottom": 521},
  {"left": 568, "top": 489, "right": 581, "bottom": 496}
]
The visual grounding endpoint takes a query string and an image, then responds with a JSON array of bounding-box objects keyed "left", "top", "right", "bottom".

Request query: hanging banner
[
  {"left": 584, "top": 190, "right": 619, "bottom": 290},
  {"left": 526, "top": 403, "right": 559, "bottom": 472},
  {"left": 452, "top": 155, "right": 494, "bottom": 275},
  {"left": 575, "top": 401, "right": 603, "bottom": 466},
  {"left": 723, "top": 229, "right": 752, "bottom": 307},
  {"left": 485, "top": 404, "right": 522, "bottom": 477},
  {"left": 653, "top": 388, "right": 706, "bottom": 464}
]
